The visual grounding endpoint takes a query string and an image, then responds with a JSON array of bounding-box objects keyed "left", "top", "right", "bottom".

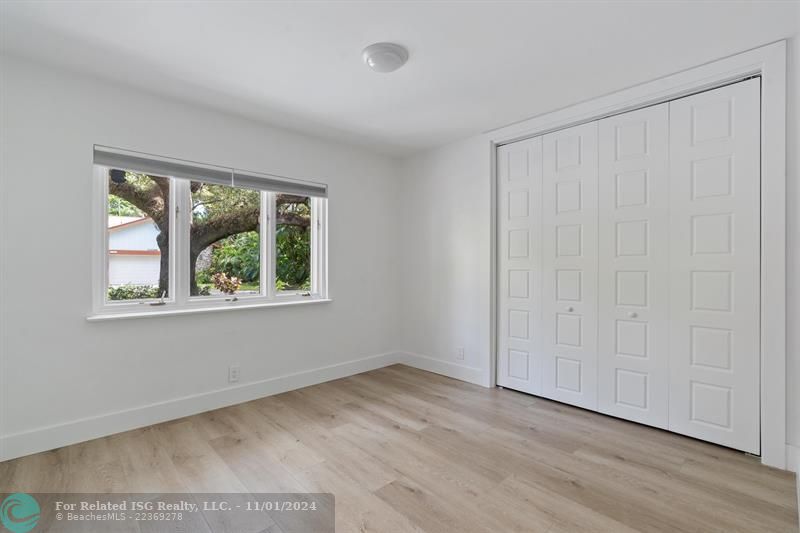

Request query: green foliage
[
  {"left": 108, "top": 284, "right": 161, "bottom": 300},
  {"left": 191, "top": 182, "right": 259, "bottom": 222},
  {"left": 275, "top": 279, "right": 310, "bottom": 291},
  {"left": 209, "top": 231, "right": 260, "bottom": 282},
  {"left": 108, "top": 194, "right": 145, "bottom": 217},
  {"left": 190, "top": 182, "right": 261, "bottom": 294},
  {"left": 275, "top": 195, "right": 311, "bottom": 291},
  {"left": 196, "top": 269, "right": 212, "bottom": 285},
  {"left": 124, "top": 172, "right": 163, "bottom": 189},
  {"left": 197, "top": 223, "right": 310, "bottom": 292},
  {"left": 276, "top": 223, "right": 311, "bottom": 290}
]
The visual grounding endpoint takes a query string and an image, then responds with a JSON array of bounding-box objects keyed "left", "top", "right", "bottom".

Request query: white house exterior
[{"left": 107, "top": 216, "right": 161, "bottom": 286}]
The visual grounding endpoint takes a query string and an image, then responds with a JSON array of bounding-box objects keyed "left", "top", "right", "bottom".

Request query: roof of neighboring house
[
  {"left": 109, "top": 249, "right": 160, "bottom": 256},
  {"left": 108, "top": 215, "right": 153, "bottom": 230}
]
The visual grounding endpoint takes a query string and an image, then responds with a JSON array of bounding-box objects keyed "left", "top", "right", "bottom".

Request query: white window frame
[{"left": 90, "top": 165, "right": 329, "bottom": 320}]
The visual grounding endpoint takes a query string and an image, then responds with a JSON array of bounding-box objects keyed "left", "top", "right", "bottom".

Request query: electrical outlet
[
  {"left": 456, "top": 347, "right": 465, "bottom": 361},
  {"left": 228, "top": 364, "right": 240, "bottom": 383}
]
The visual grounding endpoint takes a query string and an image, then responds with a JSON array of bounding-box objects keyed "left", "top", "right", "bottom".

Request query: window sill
[{"left": 87, "top": 298, "right": 332, "bottom": 322}]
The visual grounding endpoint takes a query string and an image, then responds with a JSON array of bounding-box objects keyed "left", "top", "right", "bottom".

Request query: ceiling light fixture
[{"left": 362, "top": 42, "right": 409, "bottom": 73}]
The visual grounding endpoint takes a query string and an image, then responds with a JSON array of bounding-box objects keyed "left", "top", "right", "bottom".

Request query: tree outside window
[{"left": 106, "top": 170, "right": 312, "bottom": 301}]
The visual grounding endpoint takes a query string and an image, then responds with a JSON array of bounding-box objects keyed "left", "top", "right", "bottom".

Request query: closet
[{"left": 497, "top": 78, "right": 761, "bottom": 453}]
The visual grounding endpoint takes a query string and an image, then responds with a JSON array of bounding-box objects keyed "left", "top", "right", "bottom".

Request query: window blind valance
[{"left": 94, "top": 146, "right": 328, "bottom": 198}]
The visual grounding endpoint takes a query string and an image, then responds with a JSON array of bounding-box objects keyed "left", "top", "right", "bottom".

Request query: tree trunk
[
  {"left": 156, "top": 228, "right": 169, "bottom": 297},
  {"left": 189, "top": 246, "right": 202, "bottom": 296}
]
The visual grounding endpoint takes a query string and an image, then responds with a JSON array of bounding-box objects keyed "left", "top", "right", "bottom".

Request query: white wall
[
  {"left": 108, "top": 220, "right": 159, "bottom": 251},
  {"left": 397, "top": 137, "right": 492, "bottom": 386},
  {"left": 786, "top": 35, "right": 800, "bottom": 453},
  {"left": 397, "top": 36, "right": 800, "bottom": 453},
  {"left": 0, "top": 55, "right": 401, "bottom": 459}
]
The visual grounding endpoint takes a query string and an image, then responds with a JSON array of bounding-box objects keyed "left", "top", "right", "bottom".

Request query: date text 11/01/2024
[{"left": 53, "top": 499, "right": 319, "bottom": 513}]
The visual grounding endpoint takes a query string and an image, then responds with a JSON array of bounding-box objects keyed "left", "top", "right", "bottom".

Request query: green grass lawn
[{"left": 196, "top": 279, "right": 309, "bottom": 294}]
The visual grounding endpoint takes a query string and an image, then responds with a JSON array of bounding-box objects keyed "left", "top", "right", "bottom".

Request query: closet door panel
[
  {"left": 497, "top": 137, "right": 543, "bottom": 395},
  {"left": 668, "top": 79, "right": 760, "bottom": 453},
  {"left": 542, "top": 122, "right": 598, "bottom": 409},
  {"left": 598, "top": 104, "right": 670, "bottom": 428}
]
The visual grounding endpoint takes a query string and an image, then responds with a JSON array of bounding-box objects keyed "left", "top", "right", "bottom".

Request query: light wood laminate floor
[{"left": 1, "top": 365, "right": 797, "bottom": 532}]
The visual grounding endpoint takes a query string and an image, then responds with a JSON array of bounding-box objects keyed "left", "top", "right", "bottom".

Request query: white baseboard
[
  {"left": 789, "top": 445, "right": 800, "bottom": 522},
  {"left": 397, "top": 351, "right": 490, "bottom": 387},
  {"left": 787, "top": 444, "right": 798, "bottom": 473},
  {"left": 0, "top": 351, "right": 403, "bottom": 462}
]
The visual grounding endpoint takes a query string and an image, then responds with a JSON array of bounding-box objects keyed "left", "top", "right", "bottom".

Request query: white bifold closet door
[
  {"left": 497, "top": 137, "right": 543, "bottom": 395},
  {"left": 541, "top": 122, "right": 599, "bottom": 410},
  {"left": 667, "top": 78, "right": 760, "bottom": 454},
  {"left": 597, "top": 103, "right": 670, "bottom": 428},
  {"left": 496, "top": 78, "right": 760, "bottom": 454}
]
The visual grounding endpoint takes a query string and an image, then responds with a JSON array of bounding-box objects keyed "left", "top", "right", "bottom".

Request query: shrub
[
  {"left": 196, "top": 268, "right": 212, "bottom": 285},
  {"left": 276, "top": 224, "right": 310, "bottom": 289},
  {"left": 108, "top": 284, "right": 160, "bottom": 300},
  {"left": 212, "top": 272, "right": 241, "bottom": 294},
  {"left": 275, "top": 278, "right": 310, "bottom": 292},
  {"left": 209, "top": 232, "right": 260, "bottom": 283}
]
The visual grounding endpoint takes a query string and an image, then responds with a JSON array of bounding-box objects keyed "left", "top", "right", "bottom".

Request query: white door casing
[
  {"left": 497, "top": 137, "right": 543, "bottom": 395},
  {"left": 541, "top": 122, "right": 599, "bottom": 409},
  {"left": 597, "top": 103, "right": 670, "bottom": 428},
  {"left": 667, "top": 79, "right": 761, "bottom": 454}
]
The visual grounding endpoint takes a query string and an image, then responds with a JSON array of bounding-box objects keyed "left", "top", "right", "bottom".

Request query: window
[
  {"left": 106, "top": 170, "right": 171, "bottom": 301},
  {"left": 190, "top": 182, "right": 261, "bottom": 298},
  {"left": 276, "top": 194, "right": 311, "bottom": 293},
  {"left": 92, "top": 147, "right": 328, "bottom": 318}
]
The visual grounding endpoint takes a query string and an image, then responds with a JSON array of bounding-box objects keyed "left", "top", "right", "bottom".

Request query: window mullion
[
  {"left": 94, "top": 166, "right": 110, "bottom": 313},
  {"left": 317, "top": 198, "right": 327, "bottom": 298},
  {"left": 259, "top": 191, "right": 268, "bottom": 298},
  {"left": 173, "top": 179, "right": 190, "bottom": 306},
  {"left": 265, "top": 192, "right": 277, "bottom": 300},
  {"left": 310, "top": 198, "right": 319, "bottom": 295}
]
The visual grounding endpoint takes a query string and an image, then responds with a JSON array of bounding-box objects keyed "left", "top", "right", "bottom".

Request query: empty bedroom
[{"left": 0, "top": 1, "right": 799, "bottom": 531}]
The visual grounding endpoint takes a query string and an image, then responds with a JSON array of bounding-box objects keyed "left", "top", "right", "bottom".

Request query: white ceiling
[{"left": 1, "top": 1, "right": 798, "bottom": 156}]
